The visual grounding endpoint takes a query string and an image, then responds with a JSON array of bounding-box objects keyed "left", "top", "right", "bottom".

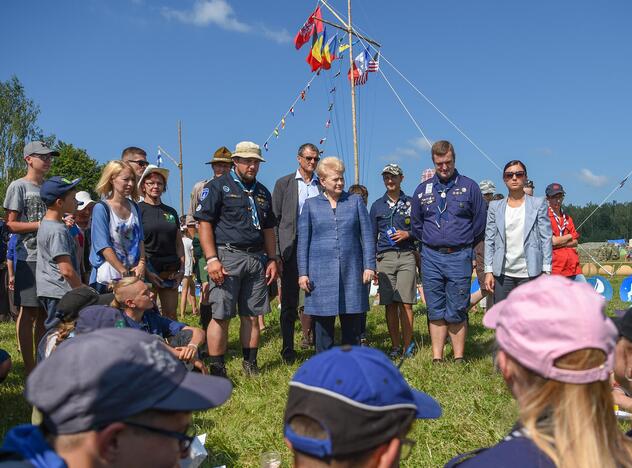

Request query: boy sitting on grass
[
  {"left": 37, "top": 177, "right": 83, "bottom": 331},
  {"left": 110, "top": 276, "right": 207, "bottom": 371}
]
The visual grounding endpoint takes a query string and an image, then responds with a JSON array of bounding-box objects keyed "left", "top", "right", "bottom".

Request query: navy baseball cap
[
  {"left": 55, "top": 286, "right": 114, "bottom": 323},
  {"left": 74, "top": 305, "right": 125, "bottom": 335},
  {"left": 26, "top": 328, "right": 232, "bottom": 434},
  {"left": 545, "top": 183, "right": 565, "bottom": 197},
  {"left": 40, "top": 176, "right": 81, "bottom": 206},
  {"left": 284, "top": 346, "right": 441, "bottom": 459}
]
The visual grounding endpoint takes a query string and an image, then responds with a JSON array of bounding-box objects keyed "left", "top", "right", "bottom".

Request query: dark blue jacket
[
  {"left": 411, "top": 170, "right": 486, "bottom": 248},
  {"left": 369, "top": 191, "right": 415, "bottom": 254},
  {"left": 123, "top": 310, "right": 185, "bottom": 339},
  {"left": 445, "top": 435, "right": 554, "bottom": 467}
]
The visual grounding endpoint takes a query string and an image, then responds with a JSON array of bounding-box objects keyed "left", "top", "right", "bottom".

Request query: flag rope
[{"left": 575, "top": 168, "right": 632, "bottom": 231}]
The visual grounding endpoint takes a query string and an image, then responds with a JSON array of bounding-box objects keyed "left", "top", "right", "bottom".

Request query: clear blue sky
[{"left": 2, "top": 0, "right": 631, "bottom": 211}]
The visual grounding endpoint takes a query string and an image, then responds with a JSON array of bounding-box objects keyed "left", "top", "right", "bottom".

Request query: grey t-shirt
[
  {"left": 3, "top": 178, "right": 46, "bottom": 262},
  {"left": 36, "top": 219, "right": 79, "bottom": 299}
]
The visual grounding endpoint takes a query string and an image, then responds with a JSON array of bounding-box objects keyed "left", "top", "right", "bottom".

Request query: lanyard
[
  {"left": 435, "top": 176, "right": 458, "bottom": 228},
  {"left": 549, "top": 207, "right": 567, "bottom": 235},
  {"left": 230, "top": 169, "right": 261, "bottom": 230}
]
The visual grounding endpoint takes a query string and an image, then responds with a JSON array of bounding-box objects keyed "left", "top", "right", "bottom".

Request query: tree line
[{"left": 567, "top": 202, "right": 632, "bottom": 243}]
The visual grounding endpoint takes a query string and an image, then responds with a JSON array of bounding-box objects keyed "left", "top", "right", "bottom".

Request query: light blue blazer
[{"left": 484, "top": 196, "right": 552, "bottom": 278}]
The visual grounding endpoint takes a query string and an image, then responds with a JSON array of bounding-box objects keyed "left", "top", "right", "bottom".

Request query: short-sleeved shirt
[
  {"left": 123, "top": 310, "right": 185, "bottom": 339},
  {"left": 3, "top": 178, "right": 47, "bottom": 262},
  {"left": 369, "top": 191, "right": 415, "bottom": 253},
  {"left": 193, "top": 172, "right": 276, "bottom": 247},
  {"left": 548, "top": 208, "right": 582, "bottom": 277},
  {"left": 36, "top": 219, "right": 80, "bottom": 299},
  {"left": 139, "top": 202, "right": 180, "bottom": 260}
]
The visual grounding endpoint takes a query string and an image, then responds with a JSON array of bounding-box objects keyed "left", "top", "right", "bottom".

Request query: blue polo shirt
[
  {"left": 369, "top": 191, "right": 415, "bottom": 253},
  {"left": 193, "top": 172, "right": 276, "bottom": 248},
  {"left": 123, "top": 310, "right": 185, "bottom": 339},
  {"left": 411, "top": 170, "right": 486, "bottom": 248}
]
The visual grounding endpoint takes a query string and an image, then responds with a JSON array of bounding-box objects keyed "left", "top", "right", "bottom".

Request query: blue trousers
[
  {"left": 313, "top": 314, "right": 363, "bottom": 353},
  {"left": 421, "top": 246, "right": 472, "bottom": 324}
]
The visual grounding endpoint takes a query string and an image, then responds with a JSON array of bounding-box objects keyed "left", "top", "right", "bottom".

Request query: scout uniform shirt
[
  {"left": 411, "top": 170, "right": 486, "bottom": 248},
  {"left": 193, "top": 172, "right": 276, "bottom": 248},
  {"left": 369, "top": 191, "right": 415, "bottom": 253}
]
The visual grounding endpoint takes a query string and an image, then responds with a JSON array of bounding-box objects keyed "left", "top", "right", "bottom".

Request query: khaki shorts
[
  {"left": 208, "top": 247, "right": 270, "bottom": 320},
  {"left": 376, "top": 250, "right": 417, "bottom": 305}
]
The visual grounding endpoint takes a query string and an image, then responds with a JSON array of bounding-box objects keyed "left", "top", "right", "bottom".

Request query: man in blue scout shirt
[
  {"left": 194, "top": 141, "right": 279, "bottom": 378},
  {"left": 369, "top": 164, "right": 417, "bottom": 359},
  {"left": 411, "top": 141, "right": 486, "bottom": 363}
]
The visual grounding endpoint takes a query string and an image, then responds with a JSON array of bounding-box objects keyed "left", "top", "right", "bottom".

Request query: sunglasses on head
[{"left": 504, "top": 171, "right": 525, "bottom": 180}]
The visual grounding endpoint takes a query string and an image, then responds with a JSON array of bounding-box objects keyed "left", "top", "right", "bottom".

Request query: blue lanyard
[{"left": 230, "top": 169, "right": 261, "bottom": 230}]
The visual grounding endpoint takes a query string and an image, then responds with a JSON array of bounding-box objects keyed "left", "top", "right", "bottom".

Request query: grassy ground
[{"left": 0, "top": 279, "right": 629, "bottom": 467}]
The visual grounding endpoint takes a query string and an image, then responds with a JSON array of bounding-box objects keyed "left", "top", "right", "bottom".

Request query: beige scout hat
[{"left": 231, "top": 141, "right": 266, "bottom": 162}]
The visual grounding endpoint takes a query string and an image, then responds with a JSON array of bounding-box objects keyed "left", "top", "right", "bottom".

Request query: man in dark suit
[{"left": 272, "top": 143, "right": 321, "bottom": 363}]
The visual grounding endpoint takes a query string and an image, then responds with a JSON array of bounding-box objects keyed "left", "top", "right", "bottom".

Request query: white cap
[{"left": 75, "top": 191, "right": 96, "bottom": 211}]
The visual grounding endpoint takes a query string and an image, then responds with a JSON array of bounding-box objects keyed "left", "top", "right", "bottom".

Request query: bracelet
[
  {"left": 187, "top": 343, "right": 198, "bottom": 349},
  {"left": 206, "top": 256, "right": 219, "bottom": 262}
]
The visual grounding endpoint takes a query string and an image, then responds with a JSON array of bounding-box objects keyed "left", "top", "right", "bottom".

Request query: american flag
[
  {"left": 354, "top": 71, "right": 368, "bottom": 86},
  {"left": 368, "top": 52, "right": 380, "bottom": 72}
]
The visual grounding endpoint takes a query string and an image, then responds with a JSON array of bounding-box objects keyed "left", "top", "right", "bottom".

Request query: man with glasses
[
  {"left": 121, "top": 146, "right": 149, "bottom": 179},
  {"left": 0, "top": 328, "right": 232, "bottom": 467},
  {"left": 272, "top": 143, "right": 322, "bottom": 363},
  {"left": 3, "top": 141, "right": 57, "bottom": 375},
  {"left": 195, "top": 141, "right": 278, "bottom": 377},
  {"left": 546, "top": 183, "right": 585, "bottom": 282},
  {"left": 411, "top": 140, "right": 486, "bottom": 363},
  {"left": 283, "top": 346, "right": 441, "bottom": 467}
]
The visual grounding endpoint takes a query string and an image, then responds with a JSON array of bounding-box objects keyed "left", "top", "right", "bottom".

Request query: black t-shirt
[
  {"left": 139, "top": 202, "right": 179, "bottom": 261},
  {"left": 193, "top": 173, "right": 276, "bottom": 247}
]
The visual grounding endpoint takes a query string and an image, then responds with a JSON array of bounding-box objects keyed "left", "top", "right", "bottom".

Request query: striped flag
[
  {"left": 156, "top": 149, "right": 163, "bottom": 168},
  {"left": 368, "top": 51, "right": 380, "bottom": 72}
]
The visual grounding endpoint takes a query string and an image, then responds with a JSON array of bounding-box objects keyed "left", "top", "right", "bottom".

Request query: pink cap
[{"left": 483, "top": 275, "right": 617, "bottom": 384}]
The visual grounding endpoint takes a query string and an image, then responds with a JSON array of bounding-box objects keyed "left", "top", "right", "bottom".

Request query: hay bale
[
  {"left": 617, "top": 265, "right": 632, "bottom": 276},
  {"left": 600, "top": 265, "right": 615, "bottom": 275},
  {"left": 583, "top": 263, "right": 598, "bottom": 276}
]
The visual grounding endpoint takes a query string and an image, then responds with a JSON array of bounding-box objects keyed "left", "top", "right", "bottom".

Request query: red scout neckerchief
[{"left": 549, "top": 206, "right": 568, "bottom": 235}]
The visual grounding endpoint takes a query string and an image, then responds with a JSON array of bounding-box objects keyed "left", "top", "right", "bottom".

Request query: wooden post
[
  {"left": 178, "top": 121, "right": 184, "bottom": 217},
  {"left": 347, "top": 0, "right": 360, "bottom": 185}
]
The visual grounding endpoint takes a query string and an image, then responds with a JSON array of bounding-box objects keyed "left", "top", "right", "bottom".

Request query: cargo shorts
[{"left": 376, "top": 250, "right": 417, "bottom": 305}]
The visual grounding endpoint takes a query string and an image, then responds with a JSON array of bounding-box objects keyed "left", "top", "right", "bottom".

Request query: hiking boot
[
  {"left": 242, "top": 360, "right": 260, "bottom": 377},
  {"left": 209, "top": 362, "right": 228, "bottom": 378}
]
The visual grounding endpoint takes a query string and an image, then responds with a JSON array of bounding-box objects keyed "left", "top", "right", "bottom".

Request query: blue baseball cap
[
  {"left": 25, "top": 328, "right": 232, "bottom": 434},
  {"left": 284, "top": 346, "right": 441, "bottom": 459},
  {"left": 74, "top": 305, "right": 125, "bottom": 335},
  {"left": 40, "top": 176, "right": 81, "bottom": 206}
]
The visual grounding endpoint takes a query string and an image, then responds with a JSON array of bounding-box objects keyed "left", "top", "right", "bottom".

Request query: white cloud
[
  {"left": 579, "top": 168, "right": 608, "bottom": 187},
  {"left": 380, "top": 136, "right": 432, "bottom": 162},
  {"left": 162, "top": 0, "right": 290, "bottom": 43}
]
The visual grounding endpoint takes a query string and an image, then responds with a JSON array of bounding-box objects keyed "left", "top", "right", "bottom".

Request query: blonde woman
[
  {"left": 297, "top": 157, "right": 375, "bottom": 353},
  {"left": 446, "top": 275, "right": 632, "bottom": 468},
  {"left": 89, "top": 160, "right": 146, "bottom": 293}
]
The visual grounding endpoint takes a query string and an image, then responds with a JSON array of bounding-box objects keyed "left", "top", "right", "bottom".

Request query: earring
[{"left": 625, "top": 368, "right": 632, "bottom": 382}]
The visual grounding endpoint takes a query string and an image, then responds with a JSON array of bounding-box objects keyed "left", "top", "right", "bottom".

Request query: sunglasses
[
  {"left": 129, "top": 160, "right": 149, "bottom": 167},
  {"left": 503, "top": 171, "right": 525, "bottom": 180},
  {"left": 32, "top": 154, "right": 55, "bottom": 162},
  {"left": 301, "top": 155, "right": 320, "bottom": 162},
  {"left": 123, "top": 421, "right": 195, "bottom": 453}
]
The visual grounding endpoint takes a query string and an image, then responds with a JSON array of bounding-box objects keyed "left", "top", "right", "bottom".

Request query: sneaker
[
  {"left": 403, "top": 342, "right": 416, "bottom": 357},
  {"left": 300, "top": 337, "right": 311, "bottom": 349},
  {"left": 242, "top": 360, "right": 260, "bottom": 377},
  {"left": 209, "top": 362, "right": 228, "bottom": 378},
  {"left": 389, "top": 347, "right": 401, "bottom": 359},
  {"left": 360, "top": 337, "right": 368, "bottom": 347}
]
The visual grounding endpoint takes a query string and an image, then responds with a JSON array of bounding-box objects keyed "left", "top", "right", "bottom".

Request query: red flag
[
  {"left": 306, "top": 29, "right": 325, "bottom": 72},
  {"left": 294, "top": 7, "right": 323, "bottom": 50}
]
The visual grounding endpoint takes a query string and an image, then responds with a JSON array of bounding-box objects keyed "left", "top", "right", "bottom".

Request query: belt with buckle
[
  {"left": 219, "top": 243, "right": 264, "bottom": 253},
  {"left": 424, "top": 244, "right": 471, "bottom": 254}
]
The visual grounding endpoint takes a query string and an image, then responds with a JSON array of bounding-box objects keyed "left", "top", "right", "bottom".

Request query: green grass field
[{"left": 0, "top": 279, "right": 629, "bottom": 467}]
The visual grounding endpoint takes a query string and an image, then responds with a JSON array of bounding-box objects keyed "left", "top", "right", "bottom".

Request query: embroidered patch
[
  {"left": 195, "top": 204, "right": 202, "bottom": 212},
  {"left": 199, "top": 188, "right": 209, "bottom": 201},
  {"left": 222, "top": 185, "right": 230, "bottom": 193},
  {"left": 424, "top": 183, "right": 433, "bottom": 195}
]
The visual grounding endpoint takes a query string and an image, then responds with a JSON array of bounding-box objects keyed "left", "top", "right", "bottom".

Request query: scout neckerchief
[
  {"left": 230, "top": 169, "right": 261, "bottom": 230},
  {"left": 435, "top": 172, "right": 458, "bottom": 228},
  {"left": 549, "top": 206, "right": 568, "bottom": 235}
]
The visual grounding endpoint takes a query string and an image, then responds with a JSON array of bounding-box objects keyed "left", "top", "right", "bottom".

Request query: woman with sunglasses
[{"left": 483, "top": 160, "right": 552, "bottom": 303}]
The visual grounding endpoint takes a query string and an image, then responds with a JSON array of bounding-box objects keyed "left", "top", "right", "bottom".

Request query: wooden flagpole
[{"left": 347, "top": 0, "right": 359, "bottom": 184}]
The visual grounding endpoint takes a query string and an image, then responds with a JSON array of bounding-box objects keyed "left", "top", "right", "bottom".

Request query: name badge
[{"left": 425, "top": 183, "right": 433, "bottom": 195}]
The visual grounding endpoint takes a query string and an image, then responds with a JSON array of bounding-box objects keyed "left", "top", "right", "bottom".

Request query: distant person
[
  {"left": 421, "top": 168, "right": 435, "bottom": 183},
  {"left": 545, "top": 183, "right": 586, "bottom": 282},
  {"left": 37, "top": 177, "right": 83, "bottom": 330},
  {"left": 484, "top": 161, "right": 552, "bottom": 303},
  {"left": 284, "top": 346, "right": 441, "bottom": 467},
  {"left": 411, "top": 141, "right": 486, "bottom": 363},
  {"left": 272, "top": 143, "right": 321, "bottom": 363},
  {"left": 138, "top": 165, "right": 184, "bottom": 320},
  {"left": 0, "top": 349, "right": 11, "bottom": 384},
  {"left": 89, "top": 160, "right": 146, "bottom": 293},
  {"left": 0, "top": 328, "right": 232, "bottom": 467},
  {"left": 179, "top": 220, "right": 198, "bottom": 319},
  {"left": 523, "top": 179, "right": 534, "bottom": 196},
  {"left": 74, "top": 191, "right": 96, "bottom": 283},
  {"left": 369, "top": 164, "right": 416, "bottom": 358},
  {"left": 492, "top": 193, "right": 504, "bottom": 200},
  {"left": 446, "top": 275, "right": 632, "bottom": 468},
  {"left": 4, "top": 141, "right": 57, "bottom": 374},
  {"left": 120, "top": 146, "right": 149, "bottom": 180},
  {"left": 194, "top": 141, "right": 279, "bottom": 377},
  {"left": 470, "top": 180, "right": 496, "bottom": 310}
]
